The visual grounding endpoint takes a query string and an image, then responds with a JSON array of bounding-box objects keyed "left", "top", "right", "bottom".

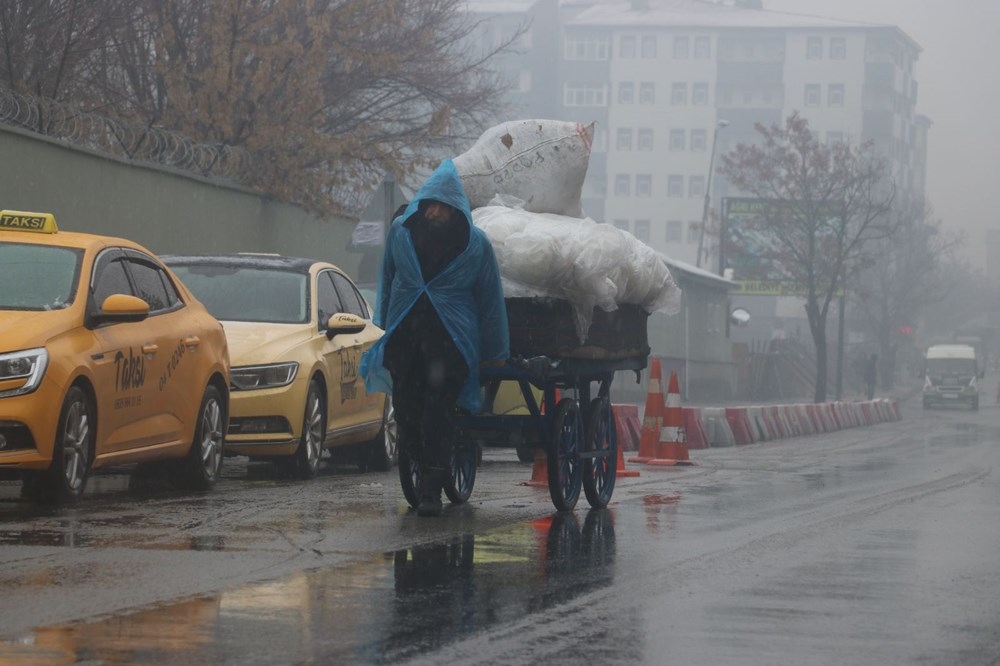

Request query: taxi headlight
[
  {"left": 230, "top": 362, "right": 298, "bottom": 391},
  {"left": 0, "top": 348, "right": 49, "bottom": 397}
]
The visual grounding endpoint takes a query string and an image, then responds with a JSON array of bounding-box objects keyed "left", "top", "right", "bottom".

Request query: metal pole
[
  {"left": 718, "top": 202, "right": 726, "bottom": 277},
  {"left": 836, "top": 288, "right": 845, "bottom": 400},
  {"left": 695, "top": 119, "right": 728, "bottom": 268},
  {"left": 684, "top": 299, "right": 690, "bottom": 399}
]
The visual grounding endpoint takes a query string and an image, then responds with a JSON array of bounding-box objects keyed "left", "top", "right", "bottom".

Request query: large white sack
[
  {"left": 454, "top": 119, "right": 594, "bottom": 218},
  {"left": 472, "top": 205, "right": 682, "bottom": 342}
]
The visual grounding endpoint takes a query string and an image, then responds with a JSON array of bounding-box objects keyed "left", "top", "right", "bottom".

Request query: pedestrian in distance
[
  {"left": 864, "top": 353, "right": 878, "bottom": 400},
  {"left": 360, "top": 159, "right": 509, "bottom": 517}
]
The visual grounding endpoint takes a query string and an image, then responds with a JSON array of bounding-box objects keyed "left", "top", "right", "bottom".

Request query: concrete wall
[{"left": 0, "top": 124, "right": 364, "bottom": 278}]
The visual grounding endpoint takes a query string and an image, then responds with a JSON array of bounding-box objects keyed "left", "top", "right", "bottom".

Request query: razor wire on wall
[{"left": 0, "top": 87, "right": 250, "bottom": 181}]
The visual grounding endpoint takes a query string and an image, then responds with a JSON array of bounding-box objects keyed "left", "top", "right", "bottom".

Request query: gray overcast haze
[{"left": 763, "top": 0, "right": 1000, "bottom": 271}]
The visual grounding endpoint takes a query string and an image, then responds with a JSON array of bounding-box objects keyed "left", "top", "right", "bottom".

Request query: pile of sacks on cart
[{"left": 456, "top": 119, "right": 682, "bottom": 343}]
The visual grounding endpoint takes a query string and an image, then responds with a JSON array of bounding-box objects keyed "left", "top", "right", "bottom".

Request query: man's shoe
[{"left": 416, "top": 494, "right": 442, "bottom": 517}]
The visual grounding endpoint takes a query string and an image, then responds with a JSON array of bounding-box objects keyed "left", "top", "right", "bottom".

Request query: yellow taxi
[
  {"left": 163, "top": 254, "right": 394, "bottom": 478},
  {"left": 0, "top": 211, "right": 231, "bottom": 502}
]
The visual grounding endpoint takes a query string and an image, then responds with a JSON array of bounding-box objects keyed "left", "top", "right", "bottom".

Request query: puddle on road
[{"left": 0, "top": 510, "right": 619, "bottom": 664}]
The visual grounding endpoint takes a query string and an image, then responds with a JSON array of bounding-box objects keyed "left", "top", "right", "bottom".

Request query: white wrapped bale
[
  {"left": 472, "top": 205, "right": 682, "bottom": 342},
  {"left": 454, "top": 120, "right": 594, "bottom": 218}
]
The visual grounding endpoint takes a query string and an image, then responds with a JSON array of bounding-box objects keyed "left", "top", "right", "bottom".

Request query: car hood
[
  {"left": 221, "top": 320, "right": 317, "bottom": 366},
  {"left": 0, "top": 308, "right": 79, "bottom": 353}
]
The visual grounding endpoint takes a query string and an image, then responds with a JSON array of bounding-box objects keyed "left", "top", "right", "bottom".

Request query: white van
[{"left": 922, "top": 344, "right": 981, "bottom": 410}]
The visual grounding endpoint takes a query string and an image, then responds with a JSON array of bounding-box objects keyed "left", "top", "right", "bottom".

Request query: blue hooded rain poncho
[{"left": 359, "top": 159, "right": 509, "bottom": 413}]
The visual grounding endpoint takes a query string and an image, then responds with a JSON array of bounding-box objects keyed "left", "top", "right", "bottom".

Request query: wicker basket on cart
[{"left": 504, "top": 297, "right": 650, "bottom": 361}]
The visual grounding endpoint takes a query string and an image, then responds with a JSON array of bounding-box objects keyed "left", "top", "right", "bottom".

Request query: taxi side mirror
[
  {"left": 325, "top": 313, "right": 366, "bottom": 340},
  {"left": 99, "top": 294, "right": 150, "bottom": 324}
]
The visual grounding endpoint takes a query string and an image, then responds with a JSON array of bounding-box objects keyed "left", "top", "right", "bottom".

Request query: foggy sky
[{"left": 764, "top": 0, "right": 1000, "bottom": 273}]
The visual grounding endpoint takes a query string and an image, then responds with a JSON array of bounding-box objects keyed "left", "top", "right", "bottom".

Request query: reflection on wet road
[{"left": 1, "top": 511, "right": 616, "bottom": 664}]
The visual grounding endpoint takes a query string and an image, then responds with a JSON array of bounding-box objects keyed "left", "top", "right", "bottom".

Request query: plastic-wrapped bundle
[
  {"left": 473, "top": 205, "right": 682, "bottom": 342},
  {"left": 454, "top": 120, "right": 594, "bottom": 218}
]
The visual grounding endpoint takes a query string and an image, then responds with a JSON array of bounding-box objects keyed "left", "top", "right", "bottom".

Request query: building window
[
  {"left": 564, "top": 37, "right": 610, "bottom": 61},
  {"left": 666, "top": 220, "right": 683, "bottom": 243},
  {"left": 806, "top": 36, "right": 823, "bottom": 60},
  {"left": 692, "top": 82, "right": 709, "bottom": 105},
  {"left": 671, "top": 82, "right": 687, "bottom": 105},
  {"left": 564, "top": 84, "right": 608, "bottom": 107},
  {"left": 634, "top": 219, "right": 651, "bottom": 242},
  {"left": 617, "top": 128, "right": 633, "bottom": 151},
  {"left": 694, "top": 36, "right": 711, "bottom": 59},
  {"left": 688, "top": 221, "right": 700, "bottom": 244},
  {"left": 668, "top": 175, "right": 684, "bottom": 197},
  {"left": 804, "top": 83, "right": 821, "bottom": 106},
  {"left": 613, "top": 219, "right": 630, "bottom": 232},
  {"left": 641, "top": 35, "right": 657, "bottom": 58},
  {"left": 620, "top": 35, "right": 636, "bottom": 58},
  {"left": 828, "top": 83, "right": 845, "bottom": 106},
  {"left": 690, "top": 129, "right": 707, "bottom": 151},
  {"left": 673, "top": 36, "right": 689, "bottom": 59},
  {"left": 639, "top": 82, "right": 655, "bottom": 104},
  {"left": 615, "top": 174, "right": 631, "bottom": 196},
  {"left": 826, "top": 131, "right": 844, "bottom": 145},
  {"left": 669, "top": 129, "right": 686, "bottom": 151},
  {"left": 689, "top": 175, "right": 705, "bottom": 198},
  {"left": 636, "top": 174, "right": 652, "bottom": 197},
  {"left": 830, "top": 37, "right": 846, "bottom": 60},
  {"left": 618, "top": 81, "right": 634, "bottom": 104},
  {"left": 638, "top": 128, "right": 654, "bottom": 151}
]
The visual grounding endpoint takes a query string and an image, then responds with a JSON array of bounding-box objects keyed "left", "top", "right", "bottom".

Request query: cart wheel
[
  {"left": 583, "top": 396, "right": 617, "bottom": 509},
  {"left": 397, "top": 445, "right": 420, "bottom": 509},
  {"left": 444, "top": 442, "right": 477, "bottom": 504},
  {"left": 547, "top": 398, "right": 582, "bottom": 512}
]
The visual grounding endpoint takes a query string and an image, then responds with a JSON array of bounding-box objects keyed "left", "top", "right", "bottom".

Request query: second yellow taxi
[{"left": 163, "top": 254, "right": 394, "bottom": 478}]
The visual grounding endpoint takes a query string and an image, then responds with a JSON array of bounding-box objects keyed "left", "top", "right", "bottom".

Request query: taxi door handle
[
  {"left": 141, "top": 343, "right": 159, "bottom": 357},
  {"left": 184, "top": 335, "right": 201, "bottom": 350}
]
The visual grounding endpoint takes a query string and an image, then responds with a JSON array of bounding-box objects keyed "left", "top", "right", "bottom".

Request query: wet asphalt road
[{"left": 1, "top": 394, "right": 999, "bottom": 665}]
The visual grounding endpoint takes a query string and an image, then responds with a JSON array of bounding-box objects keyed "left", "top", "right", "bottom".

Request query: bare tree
[
  {"left": 131, "top": 0, "right": 524, "bottom": 214},
  {"left": 0, "top": 0, "right": 523, "bottom": 216},
  {"left": 852, "top": 199, "right": 963, "bottom": 389},
  {"left": 719, "top": 113, "right": 897, "bottom": 402}
]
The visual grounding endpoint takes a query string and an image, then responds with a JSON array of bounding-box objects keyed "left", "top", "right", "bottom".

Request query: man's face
[{"left": 423, "top": 200, "right": 454, "bottom": 227}]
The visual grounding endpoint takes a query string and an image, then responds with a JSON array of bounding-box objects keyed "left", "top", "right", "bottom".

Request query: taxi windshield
[
  {"left": 170, "top": 264, "right": 308, "bottom": 324},
  {"left": 0, "top": 242, "right": 82, "bottom": 311}
]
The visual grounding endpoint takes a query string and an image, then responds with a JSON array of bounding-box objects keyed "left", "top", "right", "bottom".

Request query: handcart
[{"left": 397, "top": 299, "right": 649, "bottom": 512}]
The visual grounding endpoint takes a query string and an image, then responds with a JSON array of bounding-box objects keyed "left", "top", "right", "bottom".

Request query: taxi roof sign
[{"left": 0, "top": 210, "right": 58, "bottom": 234}]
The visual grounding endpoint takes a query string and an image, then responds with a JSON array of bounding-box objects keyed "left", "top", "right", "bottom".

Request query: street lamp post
[{"left": 695, "top": 119, "right": 729, "bottom": 269}]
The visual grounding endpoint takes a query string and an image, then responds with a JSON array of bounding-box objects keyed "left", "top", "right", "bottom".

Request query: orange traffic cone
[
  {"left": 648, "top": 371, "right": 695, "bottom": 466},
  {"left": 521, "top": 388, "right": 559, "bottom": 487},
  {"left": 629, "top": 357, "right": 664, "bottom": 464},
  {"left": 521, "top": 447, "right": 548, "bottom": 487}
]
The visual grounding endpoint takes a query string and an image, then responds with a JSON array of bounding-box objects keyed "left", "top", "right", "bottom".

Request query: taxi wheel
[
  {"left": 362, "top": 397, "right": 396, "bottom": 472},
  {"left": 27, "top": 386, "right": 94, "bottom": 503},
  {"left": 179, "top": 385, "right": 225, "bottom": 490},
  {"left": 293, "top": 380, "right": 326, "bottom": 479}
]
